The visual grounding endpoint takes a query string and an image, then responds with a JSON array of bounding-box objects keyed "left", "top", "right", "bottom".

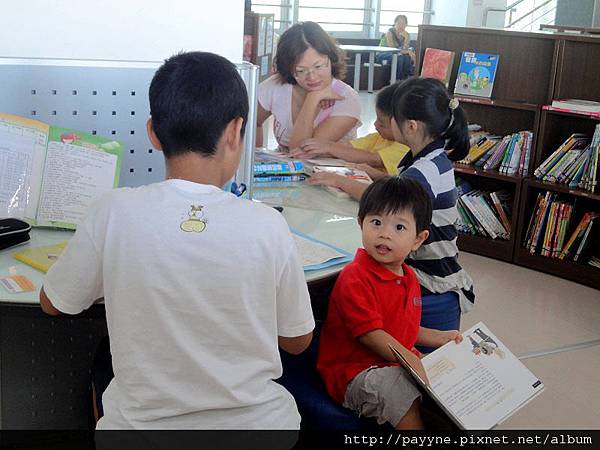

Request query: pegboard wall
[{"left": 0, "top": 58, "right": 258, "bottom": 189}]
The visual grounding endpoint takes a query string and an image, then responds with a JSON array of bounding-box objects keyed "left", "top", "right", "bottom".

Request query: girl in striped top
[
  {"left": 391, "top": 77, "right": 475, "bottom": 313},
  {"left": 310, "top": 77, "right": 475, "bottom": 313}
]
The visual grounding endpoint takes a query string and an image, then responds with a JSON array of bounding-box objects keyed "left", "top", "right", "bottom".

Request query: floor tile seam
[{"left": 518, "top": 339, "right": 600, "bottom": 360}]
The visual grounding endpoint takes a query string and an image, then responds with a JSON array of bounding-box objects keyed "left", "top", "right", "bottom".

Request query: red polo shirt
[{"left": 317, "top": 248, "right": 422, "bottom": 404}]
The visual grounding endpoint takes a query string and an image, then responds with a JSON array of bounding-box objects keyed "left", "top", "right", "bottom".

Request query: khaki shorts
[{"left": 343, "top": 366, "right": 421, "bottom": 426}]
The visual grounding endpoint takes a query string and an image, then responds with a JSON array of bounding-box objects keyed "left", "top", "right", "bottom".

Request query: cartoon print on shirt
[{"left": 180, "top": 205, "right": 207, "bottom": 233}]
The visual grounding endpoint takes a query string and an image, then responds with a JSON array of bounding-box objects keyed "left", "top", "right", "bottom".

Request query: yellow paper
[{"left": 13, "top": 242, "right": 68, "bottom": 273}]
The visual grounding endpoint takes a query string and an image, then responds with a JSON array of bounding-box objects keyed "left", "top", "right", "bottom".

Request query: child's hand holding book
[{"left": 436, "top": 330, "right": 463, "bottom": 347}]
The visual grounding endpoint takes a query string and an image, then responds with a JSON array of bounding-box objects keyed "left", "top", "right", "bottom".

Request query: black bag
[{"left": 0, "top": 218, "right": 31, "bottom": 250}]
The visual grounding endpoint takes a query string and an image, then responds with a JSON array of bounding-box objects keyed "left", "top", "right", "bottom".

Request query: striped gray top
[{"left": 397, "top": 140, "right": 475, "bottom": 312}]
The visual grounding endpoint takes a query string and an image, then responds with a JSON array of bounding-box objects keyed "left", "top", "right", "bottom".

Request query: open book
[
  {"left": 0, "top": 112, "right": 123, "bottom": 229},
  {"left": 390, "top": 322, "right": 544, "bottom": 430},
  {"left": 291, "top": 230, "right": 351, "bottom": 271}
]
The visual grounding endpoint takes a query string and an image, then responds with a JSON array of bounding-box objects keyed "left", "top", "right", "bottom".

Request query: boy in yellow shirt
[{"left": 291, "top": 83, "right": 408, "bottom": 175}]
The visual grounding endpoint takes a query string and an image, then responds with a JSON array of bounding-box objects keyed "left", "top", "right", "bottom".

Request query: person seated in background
[
  {"left": 256, "top": 21, "right": 361, "bottom": 151},
  {"left": 377, "top": 15, "right": 415, "bottom": 81},
  {"left": 317, "top": 176, "right": 462, "bottom": 430},
  {"left": 291, "top": 82, "right": 409, "bottom": 177},
  {"left": 39, "top": 51, "right": 314, "bottom": 433}
]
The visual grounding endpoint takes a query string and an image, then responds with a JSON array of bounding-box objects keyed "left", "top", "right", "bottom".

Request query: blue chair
[
  {"left": 417, "top": 292, "right": 461, "bottom": 354},
  {"left": 277, "top": 322, "right": 383, "bottom": 430}
]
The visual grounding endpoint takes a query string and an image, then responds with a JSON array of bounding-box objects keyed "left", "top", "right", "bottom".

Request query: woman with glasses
[{"left": 257, "top": 21, "right": 361, "bottom": 151}]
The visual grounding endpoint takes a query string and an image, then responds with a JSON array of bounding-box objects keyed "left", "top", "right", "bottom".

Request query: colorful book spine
[
  {"left": 490, "top": 191, "right": 512, "bottom": 234},
  {"left": 559, "top": 212, "right": 592, "bottom": 260},
  {"left": 253, "top": 174, "right": 307, "bottom": 182},
  {"left": 534, "top": 134, "right": 587, "bottom": 179},
  {"left": 524, "top": 193, "right": 544, "bottom": 250},
  {"left": 254, "top": 161, "right": 304, "bottom": 174}
]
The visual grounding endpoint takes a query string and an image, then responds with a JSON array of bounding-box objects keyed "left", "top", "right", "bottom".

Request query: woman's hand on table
[{"left": 290, "top": 138, "right": 333, "bottom": 159}]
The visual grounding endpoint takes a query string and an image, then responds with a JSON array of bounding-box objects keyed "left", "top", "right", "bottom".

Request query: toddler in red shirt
[{"left": 317, "top": 176, "right": 462, "bottom": 429}]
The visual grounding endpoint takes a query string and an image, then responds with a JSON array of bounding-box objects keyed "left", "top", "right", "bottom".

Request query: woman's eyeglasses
[{"left": 294, "top": 60, "right": 330, "bottom": 79}]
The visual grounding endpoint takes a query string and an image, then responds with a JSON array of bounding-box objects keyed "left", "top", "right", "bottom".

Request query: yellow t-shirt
[{"left": 350, "top": 133, "right": 409, "bottom": 175}]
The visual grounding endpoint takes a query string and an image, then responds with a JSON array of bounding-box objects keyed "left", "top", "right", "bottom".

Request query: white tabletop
[
  {"left": 0, "top": 184, "right": 362, "bottom": 305},
  {"left": 340, "top": 44, "right": 400, "bottom": 53},
  {"left": 0, "top": 228, "right": 73, "bottom": 305}
]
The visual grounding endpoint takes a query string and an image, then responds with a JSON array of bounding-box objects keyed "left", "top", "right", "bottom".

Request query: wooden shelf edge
[
  {"left": 453, "top": 95, "right": 538, "bottom": 111},
  {"left": 525, "top": 179, "right": 600, "bottom": 201},
  {"left": 514, "top": 248, "right": 600, "bottom": 290},
  {"left": 453, "top": 165, "right": 523, "bottom": 183},
  {"left": 457, "top": 234, "right": 513, "bottom": 262},
  {"left": 543, "top": 106, "right": 600, "bottom": 121}
]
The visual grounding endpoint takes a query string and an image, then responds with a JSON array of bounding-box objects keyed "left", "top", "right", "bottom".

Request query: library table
[{"left": 339, "top": 44, "right": 400, "bottom": 93}]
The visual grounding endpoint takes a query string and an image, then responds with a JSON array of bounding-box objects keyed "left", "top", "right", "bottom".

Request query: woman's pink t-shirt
[{"left": 258, "top": 75, "right": 362, "bottom": 148}]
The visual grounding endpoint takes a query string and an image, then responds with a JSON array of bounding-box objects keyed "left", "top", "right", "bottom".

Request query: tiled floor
[
  {"left": 459, "top": 252, "right": 600, "bottom": 429},
  {"left": 266, "top": 91, "right": 600, "bottom": 429}
]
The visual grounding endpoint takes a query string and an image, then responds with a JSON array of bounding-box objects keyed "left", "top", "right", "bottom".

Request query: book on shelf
[
  {"left": 573, "top": 216, "right": 599, "bottom": 263},
  {"left": 490, "top": 191, "right": 512, "bottom": 234},
  {"left": 0, "top": 112, "right": 123, "bottom": 229},
  {"left": 390, "top": 321, "right": 544, "bottom": 430},
  {"left": 551, "top": 99, "right": 600, "bottom": 114},
  {"left": 461, "top": 130, "right": 532, "bottom": 176},
  {"left": 559, "top": 212, "right": 598, "bottom": 260},
  {"left": 455, "top": 179, "right": 511, "bottom": 240},
  {"left": 420, "top": 48, "right": 455, "bottom": 87},
  {"left": 13, "top": 242, "right": 67, "bottom": 273},
  {"left": 534, "top": 127, "right": 599, "bottom": 193},
  {"left": 458, "top": 135, "right": 500, "bottom": 165},
  {"left": 589, "top": 256, "right": 600, "bottom": 269},
  {"left": 454, "top": 52, "right": 500, "bottom": 98},
  {"left": 523, "top": 192, "right": 599, "bottom": 264}
]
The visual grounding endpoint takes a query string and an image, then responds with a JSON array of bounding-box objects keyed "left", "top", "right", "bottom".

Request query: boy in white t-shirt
[{"left": 40, "top": 52, "right": 315, "bottom": 432}]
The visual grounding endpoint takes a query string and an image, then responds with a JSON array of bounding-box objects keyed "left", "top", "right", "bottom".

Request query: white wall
[
  {"left": 0, "top": 0, "right": 243, "bottom": 63},
  {"left": 430, "top": 0, "right": 469, "bottom": 26},
  {"left": 467, "top": 0, "right": 508, "bottom": 28},
  {"left": 431, "top": 0, "right": 508, "bottom": 28}
]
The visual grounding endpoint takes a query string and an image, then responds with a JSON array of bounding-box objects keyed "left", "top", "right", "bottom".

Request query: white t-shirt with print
[
  {"left": 258, "top": 75, "right": 362, "bottom": 148},
  {"left": 43, "top": 179, "right": 315, "bottom": 429}
]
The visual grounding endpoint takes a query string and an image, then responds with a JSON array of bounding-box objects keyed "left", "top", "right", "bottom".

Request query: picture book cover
[
  {"left": 454, "top": 52, "right": 500, "bottom": 98},
  {"left": 420, "top": 48, "right": 455, "bottom": 87}
]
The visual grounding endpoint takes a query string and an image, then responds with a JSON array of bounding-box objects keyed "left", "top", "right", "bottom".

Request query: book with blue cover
[{"left": 454, "top": 52, "right": 500, "bottom": 98}]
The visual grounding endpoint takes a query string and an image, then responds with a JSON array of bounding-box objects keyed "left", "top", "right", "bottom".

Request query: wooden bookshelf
[
  {"left": 527, "top": 179, "right": 600, "bottom": 202},
  {"left": 453, "top": 165, "right": 522, "bottom": 183},
  {"left": 458, "top": 234, "right": 514, "bottom": 262},
  {"left": 514, "top": 248, "right": 599, "bottom": 290},
  {"left": 454, "top": 168, "right": 522, "bottom": 262},
  {"left": 417, "top": 25, "right": 600, "bottom": 289}
]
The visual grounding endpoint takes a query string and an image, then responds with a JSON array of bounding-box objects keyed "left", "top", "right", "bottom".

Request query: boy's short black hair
[
  {"left": 375, "top": 81, "right": 399, "bottom": 116},
  {"left": 149, "top": 52, "right": 248, "bottom": 158},
  {"left": 358, "top": 176, "right": 432, "bottom": 233}
]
